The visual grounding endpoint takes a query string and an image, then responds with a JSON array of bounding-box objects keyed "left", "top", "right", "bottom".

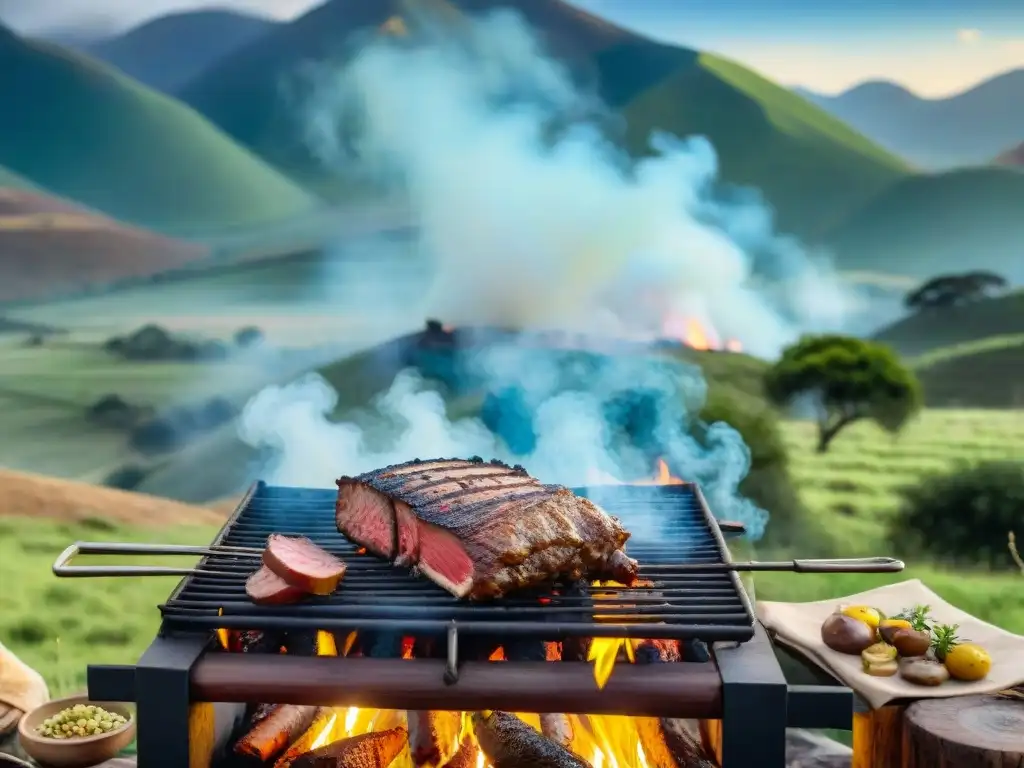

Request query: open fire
[
  {"left": 222, "top": 628, "right": 713, "bottom": 768},
  {"left": 217, "top": 459, "right": 716, "bottom": 768}
]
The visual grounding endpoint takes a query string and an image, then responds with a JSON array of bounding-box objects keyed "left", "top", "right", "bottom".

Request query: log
[{"left": 903, "top": 695, "right": 1024, "bottom": 768}]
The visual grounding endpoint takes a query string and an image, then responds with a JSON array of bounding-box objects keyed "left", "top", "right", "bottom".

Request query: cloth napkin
[
  {"left": 0, "top": 640, "right": 48, "bottom": 730},
  {"left": 758, "top": 578, "right": 1024, "bottom": 709}
]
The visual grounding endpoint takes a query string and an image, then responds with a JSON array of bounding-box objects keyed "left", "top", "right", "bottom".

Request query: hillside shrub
[
  {"left": 889, "top": 461, "right": 1024, "bottom": 569},
  {"left": 102, "top": 465, "right": 149, "bottom": 491}
]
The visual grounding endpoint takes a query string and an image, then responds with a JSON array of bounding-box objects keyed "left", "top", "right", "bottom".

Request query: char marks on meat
[{"left": 336, "top": 458, "right": 639, "bottom": 599}]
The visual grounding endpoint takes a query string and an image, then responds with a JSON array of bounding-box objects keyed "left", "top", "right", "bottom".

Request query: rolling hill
[
  {"left": 0, "top": 466, "right": 226, "bottom": 526},
  {"left": 821, "top": 168, "right": 1024, "bottom": 279},
  {"left": 177, "top": 0, "right": 908, "bottom": 236},
  {"left": 797, "top": 71, "right": 1024, "bottom": 170},
  {"left": 911, "top": 334, "right": 1024, "bottom": 408},
  {"left": 0, "top": 187, "right": 209, "bottom": 302},
  {"left": 0, "top": 23, "right": 317, "bottom": 233},
  {"left": 89, "top": 10, "right": 278, "bottom": 92},
  {"left": 872, "top": 290, "right": 1024, "bottom": 356}
]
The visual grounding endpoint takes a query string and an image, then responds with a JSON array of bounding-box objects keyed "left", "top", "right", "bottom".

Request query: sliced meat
[
  {"left": 263, "top": 534, "right": 347, "bottom": 596},
  {"left": 473, "top": 711, "right": 591, "bottom": 768},
  {"left": 335, "top": 482, "right": 396, "bottom": 558},
  {"left": 336, "top": 458, "right": 638, "bottom": 599},
  {"left": 408, "top": 710, "right": 461, "bottom": 765},
  {"left": 291, "top": 725, "right": 407, "bottom": 768},
  {"left": 246, "top": 566, "right": 307, "bottom": 605}
]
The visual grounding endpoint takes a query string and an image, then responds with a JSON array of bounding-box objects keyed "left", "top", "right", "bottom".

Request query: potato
[
  {"left": 889, "top": 628, "right": 931, "bottom": 657},
  {"left": 899, "top": 657, "right": 949, "bottom": 686},
  {"left": 821, "top": 612, "right": 877, "bottom": 655}
]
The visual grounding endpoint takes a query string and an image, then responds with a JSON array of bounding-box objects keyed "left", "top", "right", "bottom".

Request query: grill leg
[
  {"left": 714, "top": 623, "right": 789, "bottom": 767},
  {"left": 135, "top": 634, "right": 210, "bottom": 768}
]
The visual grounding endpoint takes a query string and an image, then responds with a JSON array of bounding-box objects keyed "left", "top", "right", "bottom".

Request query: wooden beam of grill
[{"left": 191, "top": 656, "right": 722, "bottom": 719}]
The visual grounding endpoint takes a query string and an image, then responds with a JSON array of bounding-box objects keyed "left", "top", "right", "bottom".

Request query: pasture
[{"left": 780, "top": 410, "right": 1024, "bottom": 553}]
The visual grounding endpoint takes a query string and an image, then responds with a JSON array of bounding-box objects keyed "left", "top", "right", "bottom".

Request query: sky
[{"left": 1, "top": 0, "right": 1022, "bottom": 97}]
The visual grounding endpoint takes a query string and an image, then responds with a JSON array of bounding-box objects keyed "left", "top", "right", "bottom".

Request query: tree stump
[{"left": 904, "top": 696, "right": 1024, "bottom": 768}]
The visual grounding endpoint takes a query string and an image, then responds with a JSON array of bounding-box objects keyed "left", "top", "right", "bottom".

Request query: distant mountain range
[
  {"left": 0, "top": 21, "right": 314, "bottom": 231},
  {"left": 87, "top": 10, "right": 278, "bottom": 92},
  {"left": 795, "top": 71, "right": 1024, "bottom": 170},
  {"left": 0, "top": 0, "right": 1023, "bottom": 296}
]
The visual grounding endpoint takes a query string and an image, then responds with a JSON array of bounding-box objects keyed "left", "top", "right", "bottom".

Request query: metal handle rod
[
  {"left": 641, "top": 557, "right": 905, "bottom": 573},
  {"left": 52, "top": 541, "right": 263, "bottom": 578}
]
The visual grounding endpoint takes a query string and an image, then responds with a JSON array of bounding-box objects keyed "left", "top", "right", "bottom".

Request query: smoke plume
[{"left": 238, "top": 8, "right": 857, "bottom": 539}]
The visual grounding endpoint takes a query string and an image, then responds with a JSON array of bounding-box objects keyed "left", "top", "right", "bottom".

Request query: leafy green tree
[
  {"left": 904, "top": 271, "right": 1007, "bottom": 311},
  {"left": 764, "top": 335, "right": 922, "bottom": 453}
]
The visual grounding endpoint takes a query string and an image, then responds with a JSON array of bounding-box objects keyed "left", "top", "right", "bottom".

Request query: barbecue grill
[{"left": 61, "top": 481, "right": 899, "bottom": 768}]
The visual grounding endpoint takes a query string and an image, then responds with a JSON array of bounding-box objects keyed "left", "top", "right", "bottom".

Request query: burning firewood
[
  {"left": 290, "top": 725, "right": 407, "bottom": 768},
  {"left": 440, "top": 736, "right": 480, "bottom": 768},
  {"left": 560, "top": 581, "right": 592, "bottom": 662},
  {"left": 235, "top": 705, "right": 324, "bottom": 763},
  {"left": 473, "top": 711, "right": 592, "bottom": 768},
  {"left": 633, "top": 640, "right": 719, "bottom": 768},
  {"left": 504, "top": 637, "right": 575, "bottom": 749},
  {"left": 273, "top": 708, "right": 333, "bottom": 768},
  {"left": 408, "top": 710, "right": 462, "bottom": 766}
]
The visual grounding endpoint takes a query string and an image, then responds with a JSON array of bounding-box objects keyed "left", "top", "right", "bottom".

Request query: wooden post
[
  {"left": 852, "top": 705, "right": 906, "bottom": 768},
  {"left": 903, "top": 696, "right": 1024, "bottom": 768}
]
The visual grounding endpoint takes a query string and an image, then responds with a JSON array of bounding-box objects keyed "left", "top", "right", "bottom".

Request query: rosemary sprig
[
  {"left": 931, "top": 623, "right": 961, "bottom": 661},
  {"left": 895, "top": 604, "right": 933, "bottom": 632}
]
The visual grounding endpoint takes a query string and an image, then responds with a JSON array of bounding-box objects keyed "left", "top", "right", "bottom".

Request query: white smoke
[{"left": 237, "top": 8, "right": 859, "bottom": 539}]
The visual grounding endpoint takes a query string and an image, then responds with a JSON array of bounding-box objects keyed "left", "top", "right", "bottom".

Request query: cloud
[
  {"left": 1003, "top": 39, "right": 1024, "bottom": 54},
  {"left": 956, "top": 28, "right": 982, "bottom": 45}
]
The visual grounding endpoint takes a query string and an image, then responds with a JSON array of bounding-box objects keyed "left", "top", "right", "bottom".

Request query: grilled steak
[
  {"left": 246, "top": 566, "right": 307, "bottom": 605},
  {"left": 264, "top": 534, "right": 347, "bottom": 596},
  {"left": 336, "top": 458, "right": 639, "bottom": 599}
]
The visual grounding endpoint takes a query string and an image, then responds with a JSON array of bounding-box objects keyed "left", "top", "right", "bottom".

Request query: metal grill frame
[
  {"left": 85, "top": 483, "right": 859, "bottom": 768},
  {"left": 156, "top": 480, "right": 757, "bottom": 644}
]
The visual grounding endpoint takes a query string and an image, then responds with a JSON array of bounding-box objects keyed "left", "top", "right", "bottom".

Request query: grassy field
[
  {"left": 780, "top": 410, "right": 1024, "bottom": 553},
  {"left": 0, "top": 25, "right": 316, "bottom": 233},
  {"left": 0, "top": 516, "right": 221, "bottom": 697}
]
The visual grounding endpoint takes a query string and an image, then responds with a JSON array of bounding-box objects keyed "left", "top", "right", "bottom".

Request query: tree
[
  {"left": 904, "top": 271, "right": 1008, "bottom": 311},
  {"left": 764, "top": 335, "right": 922, "bottom": 453}
]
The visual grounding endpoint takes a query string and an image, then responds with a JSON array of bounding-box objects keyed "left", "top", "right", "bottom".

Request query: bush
[
  {"left": 234, "top": 325, "right": 264, "bottom": 348},
  {"left": 889, "top": 461, "right": 1024, "bottom": 569},
  {"left": 103, "top": 465, "right": 149, "bottom": 491}
]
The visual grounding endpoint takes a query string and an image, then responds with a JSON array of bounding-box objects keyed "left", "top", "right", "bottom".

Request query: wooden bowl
[{"left": 17, "top": 695, "right": 135, "bottom": 768}]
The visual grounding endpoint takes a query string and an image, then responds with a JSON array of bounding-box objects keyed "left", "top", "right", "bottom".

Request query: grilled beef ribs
[
  {"left": 336, "top": 458, "right": 639, "bottom": 599},
  {"left": 264, "top": 534, "right": 347, "bottom": 596},
  {"left": 246, "top": 566, "right": 308, "bottom": 605}
]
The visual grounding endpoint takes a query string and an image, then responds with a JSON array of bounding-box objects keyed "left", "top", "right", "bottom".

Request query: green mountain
[
  {"left": 177, "top": 0, "right": 907, "bottom": 236},
  {"left": 823, "top": 168, "right": 1024, "bottom": 278},
  {"left": 0, "top": 24, "right": 316, "bottom": 233},
  {"left": 873, "top": 289, "right": 1024, "bottom": 357}
]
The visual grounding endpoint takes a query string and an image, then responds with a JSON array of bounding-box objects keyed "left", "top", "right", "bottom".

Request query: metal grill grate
[{"left": 159, "top": 482, "right": 756, "bottom": 642}]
